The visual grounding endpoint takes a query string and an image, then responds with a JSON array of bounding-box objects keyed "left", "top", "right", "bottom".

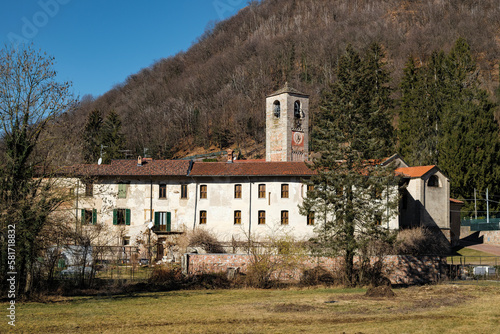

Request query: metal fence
[
  {"left": 461, "top": 218, "right": 500, "bottom": 231},
  {"left": 447, "top": 255, "right": 500, "bottom": 281}
]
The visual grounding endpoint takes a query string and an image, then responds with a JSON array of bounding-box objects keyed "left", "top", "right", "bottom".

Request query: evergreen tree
[
  {"left": 301, "top": 44, "right": 398, "bottom": 286},
  {"left": 398, "top": 38, "right": 500, "bottom": 215},
  {"left": 101, "top": 110, "right": 125, "bottom": 163},
  {"left": 82, "top": 109, "right": 103, "bottom": 164}
]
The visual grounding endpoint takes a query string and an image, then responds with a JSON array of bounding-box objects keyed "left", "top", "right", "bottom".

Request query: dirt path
[{"left": 464, "top": 243, "right": 500, "bottom": 256}]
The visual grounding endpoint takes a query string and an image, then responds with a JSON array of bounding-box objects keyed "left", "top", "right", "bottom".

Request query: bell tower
[{"left": 265, "top": 82, "right": 309, "bottom": 162}]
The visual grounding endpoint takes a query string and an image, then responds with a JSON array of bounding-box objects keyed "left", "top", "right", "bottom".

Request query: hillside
[{"left": 51, "top": 0, "right": 500, "bottom": 164}]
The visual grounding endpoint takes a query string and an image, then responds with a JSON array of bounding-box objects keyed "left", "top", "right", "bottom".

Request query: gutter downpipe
[{"left": 247, "top": 176, "right": 252, "bottom": 254}]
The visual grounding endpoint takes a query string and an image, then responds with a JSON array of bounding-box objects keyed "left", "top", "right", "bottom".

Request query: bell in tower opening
[{"left": 265, "top": 82, "right": 309, "bottom": 162}]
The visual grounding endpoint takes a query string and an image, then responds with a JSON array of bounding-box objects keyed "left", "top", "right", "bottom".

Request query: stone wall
[
  {"left": 184, "top": 254, "right": 446, "bottom": 285},
  {"left": 461, "top": 226, "right": 500, "bottom": 245}
]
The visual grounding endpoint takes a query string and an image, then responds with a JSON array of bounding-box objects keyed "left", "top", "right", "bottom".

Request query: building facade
[{"left": 57, "top": 84, "right": 459, "bottom": 258}]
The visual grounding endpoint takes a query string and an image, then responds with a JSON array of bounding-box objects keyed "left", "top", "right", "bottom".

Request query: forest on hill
[{"left": 51, "top": 0, "right": 500, "bottom": 165}]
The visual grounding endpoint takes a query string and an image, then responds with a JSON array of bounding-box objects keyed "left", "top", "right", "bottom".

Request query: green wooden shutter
[
  {"left": 125, "top": 209, "right": 131, "bottom": 225},
  {"left": 167, "top": 212, "right": 171, "bottom": 232},
  {"left": 118, "top": 183, "right": 127, "bottom": 198},
  {"left": 154, "top": 211, "right": 160, "bottom": 229},
  {"left": 81, "top": 209, "right": 85, "bottom": 225},
  {"left": 92, "top": 209, "right": 97, "bottom": 225},
  {"left": 113, "top": 209, "right": 117, "bottom": 225}
]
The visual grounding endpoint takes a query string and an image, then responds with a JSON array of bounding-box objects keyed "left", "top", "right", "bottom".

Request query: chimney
[
  {"left": 227, "top": 149, "right": 233, "bottom": 163},
  {"left": 137, "top": 156, "right": 142, "bottom": 166}
]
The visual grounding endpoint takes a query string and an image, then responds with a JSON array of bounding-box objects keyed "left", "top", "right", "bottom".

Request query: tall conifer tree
[
  {"left": 82, "top": 109, "right": 103, "bottom": 164},
  {"left": 101, "top": 110, "right": 126, "bottom": 163},
  {"left": 398, "top": 38, "right": 500, "bottom": 215},
  {"left": 301, "top": 44, "right": 398, "bottom": 286}
]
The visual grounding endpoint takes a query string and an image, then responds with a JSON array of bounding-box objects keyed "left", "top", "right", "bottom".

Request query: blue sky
[{"left": 1, "top": 0, "right": 249, "bottom": 99}]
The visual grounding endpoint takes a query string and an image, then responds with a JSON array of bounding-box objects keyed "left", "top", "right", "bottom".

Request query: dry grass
[
  {"left": 2, "top": 283, "right": 500, "bottom": 333},
  {"left": 448, "top": 247, "right": 500, "bottom": 266}
]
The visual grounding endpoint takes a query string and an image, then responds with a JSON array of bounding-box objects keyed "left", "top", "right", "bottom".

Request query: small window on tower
[
  {"left": 428, "top": 175, "right": 439, "bottom": 187},
  {"left": 294, "top": 100, "right": 301, "bottom": 118},
  {"left": 273, "top": 100, "right": 280, "bottom": 118}
]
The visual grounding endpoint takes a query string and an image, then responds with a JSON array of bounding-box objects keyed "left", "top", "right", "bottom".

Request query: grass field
[
  {"left": 2, "top": 283, "right": 500, "bottom": 333},
  {"left": 448, "top": 247, "right": 500, "bottom": 266}
]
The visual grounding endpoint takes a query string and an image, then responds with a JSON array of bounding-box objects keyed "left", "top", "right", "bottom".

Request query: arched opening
[
  {"left": 273, "top": 100, "right": 281, "bottom": 118},
  {"left": 294, "top": 100, "right": 301, "bottom": 118},
  {"left": 428, "top": 175, "right": 439, "bottom": 187}
]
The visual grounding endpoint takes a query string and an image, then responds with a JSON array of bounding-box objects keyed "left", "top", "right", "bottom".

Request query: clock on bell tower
[{"left": 265, "top": 82, "right": 309, "bottom": 162}]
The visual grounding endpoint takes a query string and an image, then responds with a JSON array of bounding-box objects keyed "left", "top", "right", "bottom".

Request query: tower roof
[{"left": 267, "top": 82, "right": 309, "bottom": 98}]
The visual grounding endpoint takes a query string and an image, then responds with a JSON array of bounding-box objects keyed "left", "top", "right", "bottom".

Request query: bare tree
[{"left": 0, "top": 44, "right": 75, "bottom": 296}]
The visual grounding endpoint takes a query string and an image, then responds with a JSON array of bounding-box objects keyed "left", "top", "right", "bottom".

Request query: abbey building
[{"left": 57, "top": 84, "right": 460, "bottom": 259}]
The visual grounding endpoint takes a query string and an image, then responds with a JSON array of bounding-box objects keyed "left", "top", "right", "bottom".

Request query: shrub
[
  {"left": 395, "top": 227, "right": 450, "bottom": 255},
  {"left": 300, "top": 266, "right": 337, "bottom": 286},
  {"left": 187, "top": 229, "right": 225, "bottom": 254},
  {"left": 148, "top": 264, "right": 184, "bottom": 290}
]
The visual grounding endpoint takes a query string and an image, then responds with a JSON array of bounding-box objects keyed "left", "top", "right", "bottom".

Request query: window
[
  {"left": 118, "top": 183, "right": 128, "bottom": 198},
  {"left": 181, "top": 184, "right": 188, "bottom": 199},
  {"left": 294, "top": 100, "right": 301, "bottom": 118},
  {"left": 281, "top": 184, "right": 289, "bottom": 198},
  {"left": 281, "top": 210, "right": 289, "bottom": 225},
  {"left": 273, "top": 100, "right": 280, "bottom": 118},
  {"left": 234, "top": 184, "right": 242, "bottom": 199},
  {"left": 154, "top": 211, "right": 171, "bottom": 232},
  {"left": 258, "top": 184, "right": 266, "bottom": 198},
  {"left": 375, "top": 213, "right": 383, "bottom": 226},
  {"left": 81, "top": 209, "right": 97, "bottom": 225},
  {"left": 234, "top": 210, "right": 241, "bottom": 225},
  {"left": 113, "top": 209, "right": 131, "bottom": 225},
  {"left": 307, "top": 211, "right": 315, "bottom": 226},
  {"left": 428, "top": 175, "right": 439, "bottom": 187},
  {"left": 307, "top": 184, "right": 314, "bottom": 196},
  {"left": 122, "top": 237, "right": 130, "bottom": 246},
  {"left": 69, "top": 188, "right": 74, "bottom": 196},
  {"left": 373, "top": 185, "right": 383, "bottom": 200},
  {"left": 200, "top": 185, "right": 207, "bottom": 199},
  {"left": 85, "top": 182, "right": 93, "bottom": 197},
  {"left": 159, "top": 184, "right": 167, "bottom": 199},
  {"left": 200, "top": 210, "right": 207, "bottom": 224},
  {"left": 258, "top": 210, "right": 266, "bottom": 225}
]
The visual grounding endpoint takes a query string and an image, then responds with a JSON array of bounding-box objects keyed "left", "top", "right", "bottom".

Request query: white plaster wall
[
  {"left": 75, "top": 177, "right": 198, "bottom": 246},
  {"left": 193, "top": 176, "right": 315, "bottom": 242}
]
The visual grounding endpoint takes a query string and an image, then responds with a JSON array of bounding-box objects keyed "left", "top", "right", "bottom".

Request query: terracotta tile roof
[
  {"left": 450, "top": 198, "right": 465, "bottom": 204},
  {"left": 189, "top": 161, "right": 314, "bottom": 177},
  {"left": 395, "top": 165, "right": 436, "bottom": 178},
  {"left": 68, "top": 159, "right": 191, "bottom": 177}
]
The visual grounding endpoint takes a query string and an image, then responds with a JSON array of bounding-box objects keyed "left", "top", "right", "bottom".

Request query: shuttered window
[
  {"left": 281, "top": 210, "right": 289, "bottom": 225},
  {"left": 81, "top": 209, "right": 97, "bottom": 225},
  {"left": 234, "top": 184, "right": 242, "bottom": 199},
  {"left": 159, "top": 184, "right": 167, "bottom": 199},
  {"left": 307, "top": 211, "right": 315, "bottom": 226},
  {"left": 200, "top": 185, "right": 207, "bottom": 199},
  {"left": 113, "top": 209, "right": 131, "bottom": 225},
  {"left": 258, "top": 210, "right": 265, "bottom": 225},
  {"left": 154, "top": 211, "right": 171, "bottom": 231},
  {"left": 118, "top": 183, "right": 128, "bottom": 198},
  {"left": 234, "top": 210, "right": 241, "bottom": 224},
  {"left": 200, "top": 211, "right": 207, "bottom": 224},
  {"left": 181, "top": 184, "right": 188, "bottom": 199},
  {"left": 258, "top": 184, "right": 266, "bottom": 198},
  {"left": 281, "top": 184, "right": 289, "bottom": 198}
]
